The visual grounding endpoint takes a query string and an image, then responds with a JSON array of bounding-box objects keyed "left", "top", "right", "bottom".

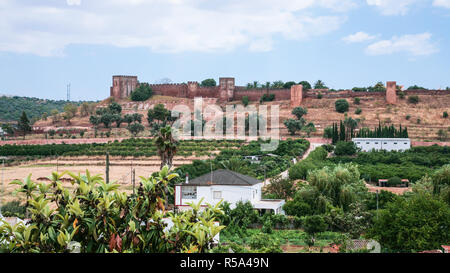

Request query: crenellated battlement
[{"left": 109, "top": 76, "right": 442, "bottom": 107}]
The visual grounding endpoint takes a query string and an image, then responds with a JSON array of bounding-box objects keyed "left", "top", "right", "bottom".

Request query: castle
[{"left": 110, "top": 75, "right": 448, "bottom": 106}]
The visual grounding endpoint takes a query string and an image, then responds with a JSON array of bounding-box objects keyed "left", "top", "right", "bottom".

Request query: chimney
[{"left": 185, "top": 173, "right": 189, "bottom": 184}]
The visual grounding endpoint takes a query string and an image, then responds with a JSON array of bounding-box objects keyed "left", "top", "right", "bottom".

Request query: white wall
[
  {"left": 353, "top": 138, "right": 411, "bottom": 152},
  {"left": 175, "top": 183, "right": 262, "bottom": 209}
]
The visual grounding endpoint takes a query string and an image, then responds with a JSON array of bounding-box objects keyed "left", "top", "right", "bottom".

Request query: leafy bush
[
  {"left": 353, "top": 98, "right": 360, "bottom": 105},
  {"left": 408, "top": 95, "right": 419, "bottom": 104},
  {"left": 335, "top": 99, "right": 349, "bottom": 113},
  {"left": 334, "top": 141, "right": 357, "bottom": 156},
  {"left": 0, "top": 201, "right": 26, "bottom": 218},
  {"left": 131, "top": 83, "right": 153, "bottom": 101},
  {"left": 247, "top": 233, "right": 282, "bottom": 253},
  {"left": 355, "top": 108, "right": 362, "bottom": 115},
  {"left": 1, "top": 167, "right": 224, "bottom": 253},
  {"left": 260, "top": 94, "right": 275, "bottom": 102},
  {"left": 242, "top": 96, "right": 249, "bottom": 107},
  {"left": 444, "top": 112, "right": 449, "bottom": 118},
  {"left": 387, "top": 176, "right": 402, "bottom": 187}
]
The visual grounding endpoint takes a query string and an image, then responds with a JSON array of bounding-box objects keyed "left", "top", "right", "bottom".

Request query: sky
[{"left": 0, "top": 0, "right": 449, "bottom": 101}]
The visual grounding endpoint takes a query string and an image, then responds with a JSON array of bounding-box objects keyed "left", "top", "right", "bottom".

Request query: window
[
  {"left": 366, "top": 142, "right": 370, "bottom": 144},
  {"left": 182, "top": 186, "right": 197, "bottom": 199},
  {"left": 384, "top": 142, "right": 387, "bottom": 145},
  {"left": 394, "top": 142, "right": 398, "bottom": 145},
  {"left": 375, "top": 142, "right": 379, "bottom": 144},
  {"left": 404, "top": 143, "right": 408, "bottom": 145},
  {"left": 213, "top": 191, "right": 222, "bottom": 200}
]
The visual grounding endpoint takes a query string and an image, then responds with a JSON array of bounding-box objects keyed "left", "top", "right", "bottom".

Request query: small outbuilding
[
  {"left": 352, "top": 138, "right": 411, "bottom": 152},
  {"left": 174, "top": 169, "right": 285, "bottom": 215}
]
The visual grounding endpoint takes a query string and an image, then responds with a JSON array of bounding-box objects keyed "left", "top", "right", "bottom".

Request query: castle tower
[
  {"left": 386, "top": 81, "right": 397, "bottom": 104},
  {"left": 290, "top": 84, "right": 303, "bottom": 108},
  {"left": 110, "top": 76, "right": 139, "bottom": 99},
  {"left": 187, "top": 81, "right": 199, "bottom": 98},
  {"left": 219, "top": 77, "right": 235, "bottom": 102}
]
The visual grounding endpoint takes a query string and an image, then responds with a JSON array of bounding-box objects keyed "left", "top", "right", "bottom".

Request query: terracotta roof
[{"left": 186, "top": 169, "right": 261, "bottom": 186}]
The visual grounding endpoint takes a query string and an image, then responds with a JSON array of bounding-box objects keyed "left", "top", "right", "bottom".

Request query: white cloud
[
  {"left": 0, "top": 0, "right": 355, "bottom": 56},
  {"left": 366, "top": 0, "right": 420, "bottom": 15},
  {"left": 433, "top": 0, "right": 450, "bottom": 8},
  {"left": 342, "top": 32, "right": 376, "bottom": 43},
  {"left": 66, "top": 0, "right": 81, "bottom": 6},
  {"left": 365, "top": 33, "right": 438, "bottom": 56}
]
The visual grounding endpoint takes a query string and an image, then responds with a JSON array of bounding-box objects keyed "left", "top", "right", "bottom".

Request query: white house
[
  {"left": 174, "top": 169, "right": 285, "bottom": 215},
  {"left": 352, "top": 138, "right": 411, "bottom": 152}
]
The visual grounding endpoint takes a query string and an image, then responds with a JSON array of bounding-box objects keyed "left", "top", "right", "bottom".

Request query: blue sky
[{"left": 0, "top": 0, "right": 449, "bottom": 101}]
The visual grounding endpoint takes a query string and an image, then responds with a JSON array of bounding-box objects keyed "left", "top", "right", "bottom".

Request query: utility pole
[
  {"left": 132, "top": 169, "right": 136, "bottom": 196},
  {"left": 106, "top": 152, "right": 110, "bottom": 184},
  {"left": 1, "top": 159, "right": 4, "bottom": 216}
]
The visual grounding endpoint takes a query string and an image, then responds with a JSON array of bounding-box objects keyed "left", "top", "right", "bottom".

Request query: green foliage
[
  {"left": 323, "top": 126, "right": 333, "bottom": 139},
  {"left": 356, "top": 122, "right": 408, "bottom": 138},
  {"left": 353, "top": 97, "right": 360, "bottom": 105},
  {"left": 367, "top": 82, "right": 386, "bottom": 92},
  {"left": 17, "top": 111, "right": 32, "bottom": 138},
  {"left": 284, "top": 118, "right": 305, "bottom": 136},
  {"left": 289, "top": 146, "right": 329, "bottom": 180},
  {"left": 334, "top": 141, "right": 357, "bottom": 156},
  {"left": 387, "top": 176, "right": 402, "bottom": 187},
  {"left": 444, "top": 112, "right": 449, "bottom": 118},
  {"left": 0, "top": 201, "right": 27, "bottom": 218},
  {"left": 298, "top": 81, "right": 312, "bottom": 91},
  {"left": 283, "top": 82, "right": 297, "bottom": 89},
  {"left": 127, "top": 123, "right": 145, "bottom": 137},
  {"left": 130, "top": 83, "right": 153, "bottom": 101},
  {"left": 247, "top": 233, "right": 282, "bottom": 253},
  {"left": 314, "top": 80, "right": 328, "bottom": 89},
  {"left": 292, "top": 107, "right": 308, "bottom": 119},
  {"left": 242, "top": 96, "right": 249, "bottom": 107},
  {"left": 1, "top": 168, "right": 225, "bottom": 253},
  {"left": 303, "top": 215, "right": 328, "bottom": 236},
  {"left": 368, "top": 193, "right": 450, "bottom": 252},
  {"left": 355, "top": 108, "right": 362, "bottom": 115},
  {"left": 260, "top": 94, "right": 275, "bottom": 102},
  {"left": 0, "top": 96, "right": 92, "bottom": 122},
  {"left": 200, "top": 79, "right": 216, "bottom": 87},
  {"left": 335, "top": 99, "right": 349, "bottom": 113},
  {"left": 407, "top": 85, "right": 427, "bottom": 90},
  {"left": 108, "top": 102, "right": 122, "bottom": 115},
  {"left": 408, "top": 95, "right": 419, "bottom": 104}
]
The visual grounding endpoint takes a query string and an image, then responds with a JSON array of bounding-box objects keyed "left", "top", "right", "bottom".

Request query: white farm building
[
  {"left": 352, "top": 138, "right": 411, "bottom": 152},
  {"left": 175, "top": 169, "right": 285, "bottom": 215}
]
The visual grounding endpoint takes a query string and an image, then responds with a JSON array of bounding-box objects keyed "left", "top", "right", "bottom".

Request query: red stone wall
[
  {"left": 234, "top": 88, "right": 291, "bottom": 101},
  {"left": 386, "top": 81, "right": 397, "bottom": 104},
  {"left": 290, "top": 85, "right": 303, "bottom": 108}
]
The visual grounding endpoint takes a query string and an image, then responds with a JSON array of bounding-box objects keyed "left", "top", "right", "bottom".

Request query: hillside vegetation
[{"left": 0, "top": 95, "right": 96, "bottom": 122}]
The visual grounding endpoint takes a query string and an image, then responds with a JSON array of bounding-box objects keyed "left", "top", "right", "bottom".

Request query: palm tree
[{"left": 155, "top": 126, "right": 178, "bottom": 170}]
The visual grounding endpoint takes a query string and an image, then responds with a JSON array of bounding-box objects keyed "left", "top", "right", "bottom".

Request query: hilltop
[{"left": 0, "top": 95, "right": 97, "bottom": 122}]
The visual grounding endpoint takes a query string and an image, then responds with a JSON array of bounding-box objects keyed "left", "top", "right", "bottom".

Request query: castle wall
[
  {"left": 109, "top": 76, "right": 449, "bottom": 108},
  {"left": 234, "top": 88, "right": 291, "bottom": 101}
]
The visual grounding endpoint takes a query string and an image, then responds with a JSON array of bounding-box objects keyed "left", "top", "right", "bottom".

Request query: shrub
[
  {"left": 355, "top": 108, "right": 362, "bottom": 115},
  {"left": 408, "top": 95, "right": 419, "bottom": 104},
  {"left": 406, "top": 115, "right": 411, "bottom": 120},
  {"left": 323, "top": 144, "right": 335, "bottom": 153},
  {"left": 353, "top": 97, "right": 360, "bottom": 105},
  {"left": 335, "top": 99, "right": 349, "bottom": 113},
  {"left": 131, "top": 83, "right": 153, "bottom": 101},
  {"left": 334, "top": 141, "right": 357, "bottom": 156},
  {"left": 0, "top": 201, "right": 26, "bottom": 218},
  {"left": 317, "top": 92, "right": 323, "bottom": 99},
  {"left": 247, "top": 233, "right": 282, "bottom": 253},
  {"left": 260, "top": 94, "right": 275, "bottom": 102},
  {"left": 444, "top": 112, "right": 449, "bottom": 118},
  {"left": 417, "top": 118, "right": 421, "bottom": 124},
  {"left": 242, "top": 96, "right": 249, "bottom": 107},
  {"left": 262, "top": 219, "right": 273, "bottom": 234},
  {"left": 399, "top": 92, "right": 406, "bottom": 99},
  {"left": 387, "top": 176, "right": 403, "bottom": 187}
]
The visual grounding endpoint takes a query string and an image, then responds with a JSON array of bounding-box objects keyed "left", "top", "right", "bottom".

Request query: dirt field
[{"left": 0, "top": 155, "right": 204, "bottom": 204}]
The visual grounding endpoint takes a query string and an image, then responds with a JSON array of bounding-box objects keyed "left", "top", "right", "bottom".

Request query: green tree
[
  {"left": 298, "top": 81, "right": 312, "bottom": 90},
  {"left": 17, "top": 111, "right": 32, "bottom": 139},
  {"left": 63, "top": 104, "right": 78, "bottom": 125},
  {"left": 127, "top": 122, "right": 145, "bottom": 137},
  {"left": 242, "top": 96, "right": 249, "bottom": 107},
  {"left": 368, "top": 193, "right": 450, "bottom": 252},
  {"left": 314, "top": 80, "right": 328, "bottom": 89},
  {"left": 100, "top": 113, "right": 114, "bottom": 129},
  {"left": 284, "top": 118, "right": 305, "bottom": 136},
  {"left": 292, "top": 107, "right": 308, "bottom": 119},
  {"left": 155, "top": 126, "right": 178, "bottom": 169},
  {"left": 108, "top": 102, "right": 122, "bottom": 115},
  {"left": 131, "top": 83, "right": 153, "bottom": 101},
  {"left": 303, "top": 215, "right": 328, "bottom": 246},
  {"left": 335, "top": 99, "right": 349, "bottom": 113},
  {"left": 200, "top": 78, "right": 217, "bottom": 87},
  {"left": 334, "top": 141, "right": 357, "bottom": 156}
]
